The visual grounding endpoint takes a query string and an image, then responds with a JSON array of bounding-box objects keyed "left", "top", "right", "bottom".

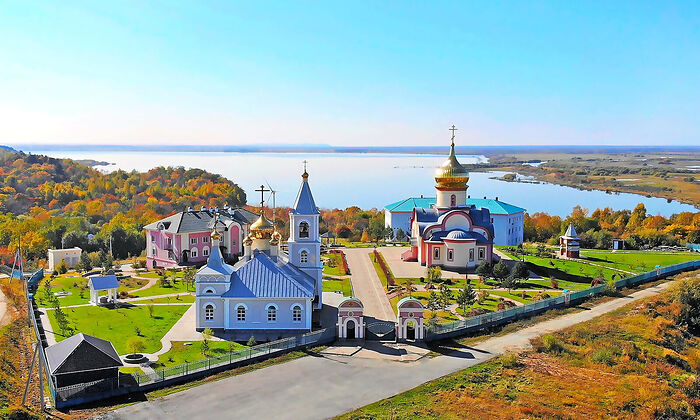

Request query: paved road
[
  {"left": 343, "top": 248, "right": 395, "bottom": 322},
  {"left": 108, "top": 281, "right": 673, "bottom": 420}
]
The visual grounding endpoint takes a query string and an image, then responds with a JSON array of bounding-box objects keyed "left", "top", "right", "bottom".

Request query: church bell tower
[{"left": 287, "top": 163, "right": 323, "bottom": 309}]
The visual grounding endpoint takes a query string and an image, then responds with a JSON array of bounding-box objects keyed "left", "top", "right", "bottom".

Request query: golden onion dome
[
  {"left": 435, "top": 141, "right": 469, "bottom": 189},
  {"left": 250, "top": 211, "right": 274, "bottom": 239},
  {"left": 211, "top": 230, "right": 222, "bottom": 241}
]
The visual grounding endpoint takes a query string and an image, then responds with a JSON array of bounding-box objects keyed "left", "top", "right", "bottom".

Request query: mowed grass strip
[
  {"left": 323, "top": 277, "right": 353, "bottom": 297},
  {"left": 47, "top": 304, "right": 189, "bottom": 354},
  {"left": 580, "top": 250, "right": 700, "bottom": 273},
  {"left": 154, "top": 341, "right": 248, "bottom": 369}
]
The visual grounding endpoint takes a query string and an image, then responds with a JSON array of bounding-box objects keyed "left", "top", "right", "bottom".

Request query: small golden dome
[
  {"left": 435, "top": 142, "right": 469, "bottom": 189},
  {"left": 250, "top": 211, "right": 274, "bottom": 239},
  {"left": 211, "top": 230, "right": 221, "bottom": 241}
]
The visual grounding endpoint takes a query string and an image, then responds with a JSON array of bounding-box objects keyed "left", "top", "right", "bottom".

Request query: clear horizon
[{"left": 2, "top": 2, "right": 699, "bottom": 147}]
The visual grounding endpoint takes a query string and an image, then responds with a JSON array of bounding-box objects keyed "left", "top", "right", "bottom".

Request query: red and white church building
[{"left": 402, "top": 132, "right": 495, "bottom": 272}]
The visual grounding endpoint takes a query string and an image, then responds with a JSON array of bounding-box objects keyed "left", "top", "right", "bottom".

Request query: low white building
[
  {"left": 48, "top": 248, "right": 82, "bottom": 272},
  {"left": 385, "top": 197, "right": 526, "bottom": 246}
]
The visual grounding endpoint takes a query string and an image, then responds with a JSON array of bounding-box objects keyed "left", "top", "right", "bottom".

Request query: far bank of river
[{"left": 32, "top": 150, "right": 697, "bottom": 217}]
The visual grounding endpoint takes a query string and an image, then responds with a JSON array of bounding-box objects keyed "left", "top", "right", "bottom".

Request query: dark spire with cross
[
  {"left": 254, "top": 184, "right": 270, "bottom": 210},
  {"left": 449, "top": 125, "right": 458, "bottom": 146},
  {"left": 302, "top": 160, "right": 309, "bottom": 179}
]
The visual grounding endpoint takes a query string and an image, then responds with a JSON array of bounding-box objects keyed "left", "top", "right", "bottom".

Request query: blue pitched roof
[
  {"left": 291, "top": 175, "right": 319, "bottom": 215},
  {"left": 223, "top": 251, "right": 314, "bottom": 299},
  {"left": 384, "top": 197, "right": 526, "bottom": 215},
  {"left": 197, "top": 240, "right": 234, "bottom": 276},
  {"left": 88, "top": 275, "right": 119, "bottom": 290}
]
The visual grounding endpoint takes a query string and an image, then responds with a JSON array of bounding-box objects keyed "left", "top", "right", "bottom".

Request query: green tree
[
  {"left": 426, "top": 291, "right": 441, "bottom": 314},
  {"left": 426, "top": 266, "right": 442, "bottom": 284},
  {"left": 77, "top": 251, "right": 92, "bottom": 272},
  {"left": 493, "top": 261, "right": 510, "bottom": 283},
  {"left": 201, "top": 328, "right": 213, "bottom": 356},
  {"left": 475, "top": 260, "right": 493, "bottom": 281},
  {"left": 501, "top": 275, "right": 518, "bottom": 294},
  {"left": 456, "top": 284, "right": 476, "bottom": 315},
  {"left": 439, "top": 283, "right": 453, "bottom": 311},
  {"left": 183, "top": 266, "right": 196, "bottom": 292},
  {"left": 402, "top": 278, "right": 416, "bottom": 298},
  {"left": 57, "top": 260, "right": 68, "bottom": 275},
  {"left": 395, "top": 228, "right": 406, "bottom": 242},
  {"left": 247, "top": 336, "right": 257, "bottom": 346},
  {"left": 511, "top": 261, "right": 530, "bottom": 281},
  {"left": 146, "top": 304, "right": 155, "bottom": 318},
  {"left": 126, "top": 336, "right": 146, "bottom": 355}
]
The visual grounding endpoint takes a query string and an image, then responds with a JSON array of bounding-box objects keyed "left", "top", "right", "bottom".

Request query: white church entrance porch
[{"left": 396, "top": 297, "right": 425, "bottom": 341}]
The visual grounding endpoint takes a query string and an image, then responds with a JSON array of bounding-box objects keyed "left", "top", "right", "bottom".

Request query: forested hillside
[{"left": 0, "top": 149, "right": 246, "bottom": 262}]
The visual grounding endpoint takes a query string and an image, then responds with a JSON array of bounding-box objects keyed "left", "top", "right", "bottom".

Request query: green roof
[{"left": 384, "top": 197, "right": 526, "bottom": 215}]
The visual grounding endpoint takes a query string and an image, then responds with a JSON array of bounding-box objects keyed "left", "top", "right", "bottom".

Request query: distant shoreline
[{"left": 8, "top": 143, "right": 700, "bottom": 155}]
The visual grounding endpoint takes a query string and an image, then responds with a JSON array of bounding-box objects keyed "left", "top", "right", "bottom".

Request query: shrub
[
  {"left": 538, "top": 333, "right": 562, "bottom": 353},
  {"left": 591, "top": 348, "right": 615, "bottom": 365},
  {"left": 501, "top": 352, "right": 519, "bottom": 368},
  {"left": 374, "top": 250, "right": 395, "bottom": 286},
  {"left": 673, "top": 276, "right": 700, "bottom": 334},
  {"left": 247, "top": 336, "right": 257, "bottom": 346},
  {"left": 57, "top": 260, "right": 68, "bottom": 274}
]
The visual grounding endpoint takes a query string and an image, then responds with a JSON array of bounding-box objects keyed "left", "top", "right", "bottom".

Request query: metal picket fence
[
  {"left": 425, "top": 258, "right": 700, "bottom": 340},
  {"left": 130, "top": 328, "right": 329, "bottom": 386}
]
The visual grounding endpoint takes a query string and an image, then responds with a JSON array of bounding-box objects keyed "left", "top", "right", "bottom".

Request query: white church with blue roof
[{"left": 195, "top": 169, "right": 322, "bottom": 340}]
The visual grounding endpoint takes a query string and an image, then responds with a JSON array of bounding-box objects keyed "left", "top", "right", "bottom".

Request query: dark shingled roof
[
  {"left": 45, "top": 333, "right": 123, "bottom": 375},
  {"left": 143, "top": 208, "right": 258, "bottom": 233}
]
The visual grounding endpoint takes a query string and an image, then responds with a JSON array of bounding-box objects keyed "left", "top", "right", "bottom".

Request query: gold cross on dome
[
  {"left": 255, "top": 185, "right": 270, "bottom": 208},
  {"left": 449, "top": 125, "right": 458, "bottom": 144}
]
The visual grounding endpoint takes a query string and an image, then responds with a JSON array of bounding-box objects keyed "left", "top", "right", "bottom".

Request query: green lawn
[
  {"left": 47, "top": 304, "right": 190, "bottom": 354},
  {"left": 132, "top": 295, "right": 195, "bottom": 304},
  {"left": 322, "top": 277, "right": 352, "bottom": 296},
  {"left": 489, "top": 289, "right": 562, "bottom": 304},
  {"left": 322, "top": 253, "right": 346, "bottom": 276},
  {"left": 35, "top": 273, "right": 90, "bottom": 307},
  {"left": 502, "top": 251, "right": 619, "bottom": 287},
  {"left": 579, "top": 250, "right": 699, "bottom": 273},
  {"left": 130, "top": 278, "right": 192, "bottom": 298},
  {"left": 154, "top": 340, "right": 248, "bottom": 368}
]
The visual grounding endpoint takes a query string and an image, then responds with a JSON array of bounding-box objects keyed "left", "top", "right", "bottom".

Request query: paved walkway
[
  {"left": 109, "top": 281, "right": 675, "bottom": 420},
  {"left": 344, "top": 248, "right": 395, "bottom": 321}
]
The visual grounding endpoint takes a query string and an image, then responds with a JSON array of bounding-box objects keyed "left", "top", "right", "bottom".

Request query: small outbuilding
[
  {"left": 45, "top": 333, "right": 123, "bottom": 388},
  {"left": 559, "top": 224, "right": 581, "bottom": 259},
  {"left": 88, "top": 275, "right": 119, "bottom": 305},
  {"left": 612, "top": 238, "right": 625, "bottom": 250},
  {"left": 396, "top": 297, "right": 425, "bottom": 341},
  {"left": 48, "top": 247, "right": 82, "bottom": 272},
  {"left": 337, "top": 297, "right": 364, "bottom": 339}
]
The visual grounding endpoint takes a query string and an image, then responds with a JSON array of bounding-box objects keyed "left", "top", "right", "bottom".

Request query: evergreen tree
[
  {"left": 427, "top": 291, "right": 441, "bottom": 314},
  {"left": 493, "top": 261, "right": 510, "bottom": 282},
  {"left": 456, "top": 284, "right": 476, "bottom": 315},
  {"left": 439, "top": 283, "right": 453, "bottom": 311},
  {"left": 476, "top": 260, "right": 493, "bottom": 280},
  {"left": 77, "top": 251, "right": 92, "bottom": 272}
]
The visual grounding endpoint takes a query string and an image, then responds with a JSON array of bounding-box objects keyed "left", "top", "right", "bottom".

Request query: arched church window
[
  {"left": 267, "top": 305, "right": 277, "bottom": 322},
  {"left": 434, "top": 248, "right": 440, "bottom": 260},
  {"left": 237, "top": 305, "right": 246, "bottom": 321},
  {"left": 299, "top": 221, "right": 309, "bottom": 238},
  {"left": 300, "top": 251, "right": 309, "bottom": 263},
  {"left": 292, "top": 305, "right": 302, "bottom": 322},
  {"left": 450, "top": 194, "right": 456, "bottom": 207},
  {"left": 204, "top": 304, "right": 214, "bottom": 320}
]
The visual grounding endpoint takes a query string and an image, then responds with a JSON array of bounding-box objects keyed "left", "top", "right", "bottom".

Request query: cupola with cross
[{"left": 435, "top": 125, "right": 469, "bottom": 209}]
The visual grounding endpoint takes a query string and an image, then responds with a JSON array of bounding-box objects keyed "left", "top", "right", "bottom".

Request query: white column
[
  {"left": 306, "top": 301, "right": 312, "bottom": 330},
  {"left": 224, "top": 300, "right": 230, "bottom": 329},
  {"left": 337, "top": 316, "right": 343, "bottom": 338}
]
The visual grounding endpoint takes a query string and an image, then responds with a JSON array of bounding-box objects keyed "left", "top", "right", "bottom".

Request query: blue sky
[{"left": 1, "top": 1, "right": 699, "bottom": 146}]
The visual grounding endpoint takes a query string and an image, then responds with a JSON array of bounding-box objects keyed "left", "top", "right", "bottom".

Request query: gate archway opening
[{"left": 346, "top": 320, "right": 356, "bottom": 339}]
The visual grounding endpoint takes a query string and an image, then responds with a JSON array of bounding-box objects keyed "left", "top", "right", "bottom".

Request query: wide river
[{"left": 33, "top": 150, "right": 697, "bottom": 217}]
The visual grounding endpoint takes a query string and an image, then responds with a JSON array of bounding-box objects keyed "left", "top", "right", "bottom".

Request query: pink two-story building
[{"left": 143, "top": 206, "right": 257, "bottom": 269}]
